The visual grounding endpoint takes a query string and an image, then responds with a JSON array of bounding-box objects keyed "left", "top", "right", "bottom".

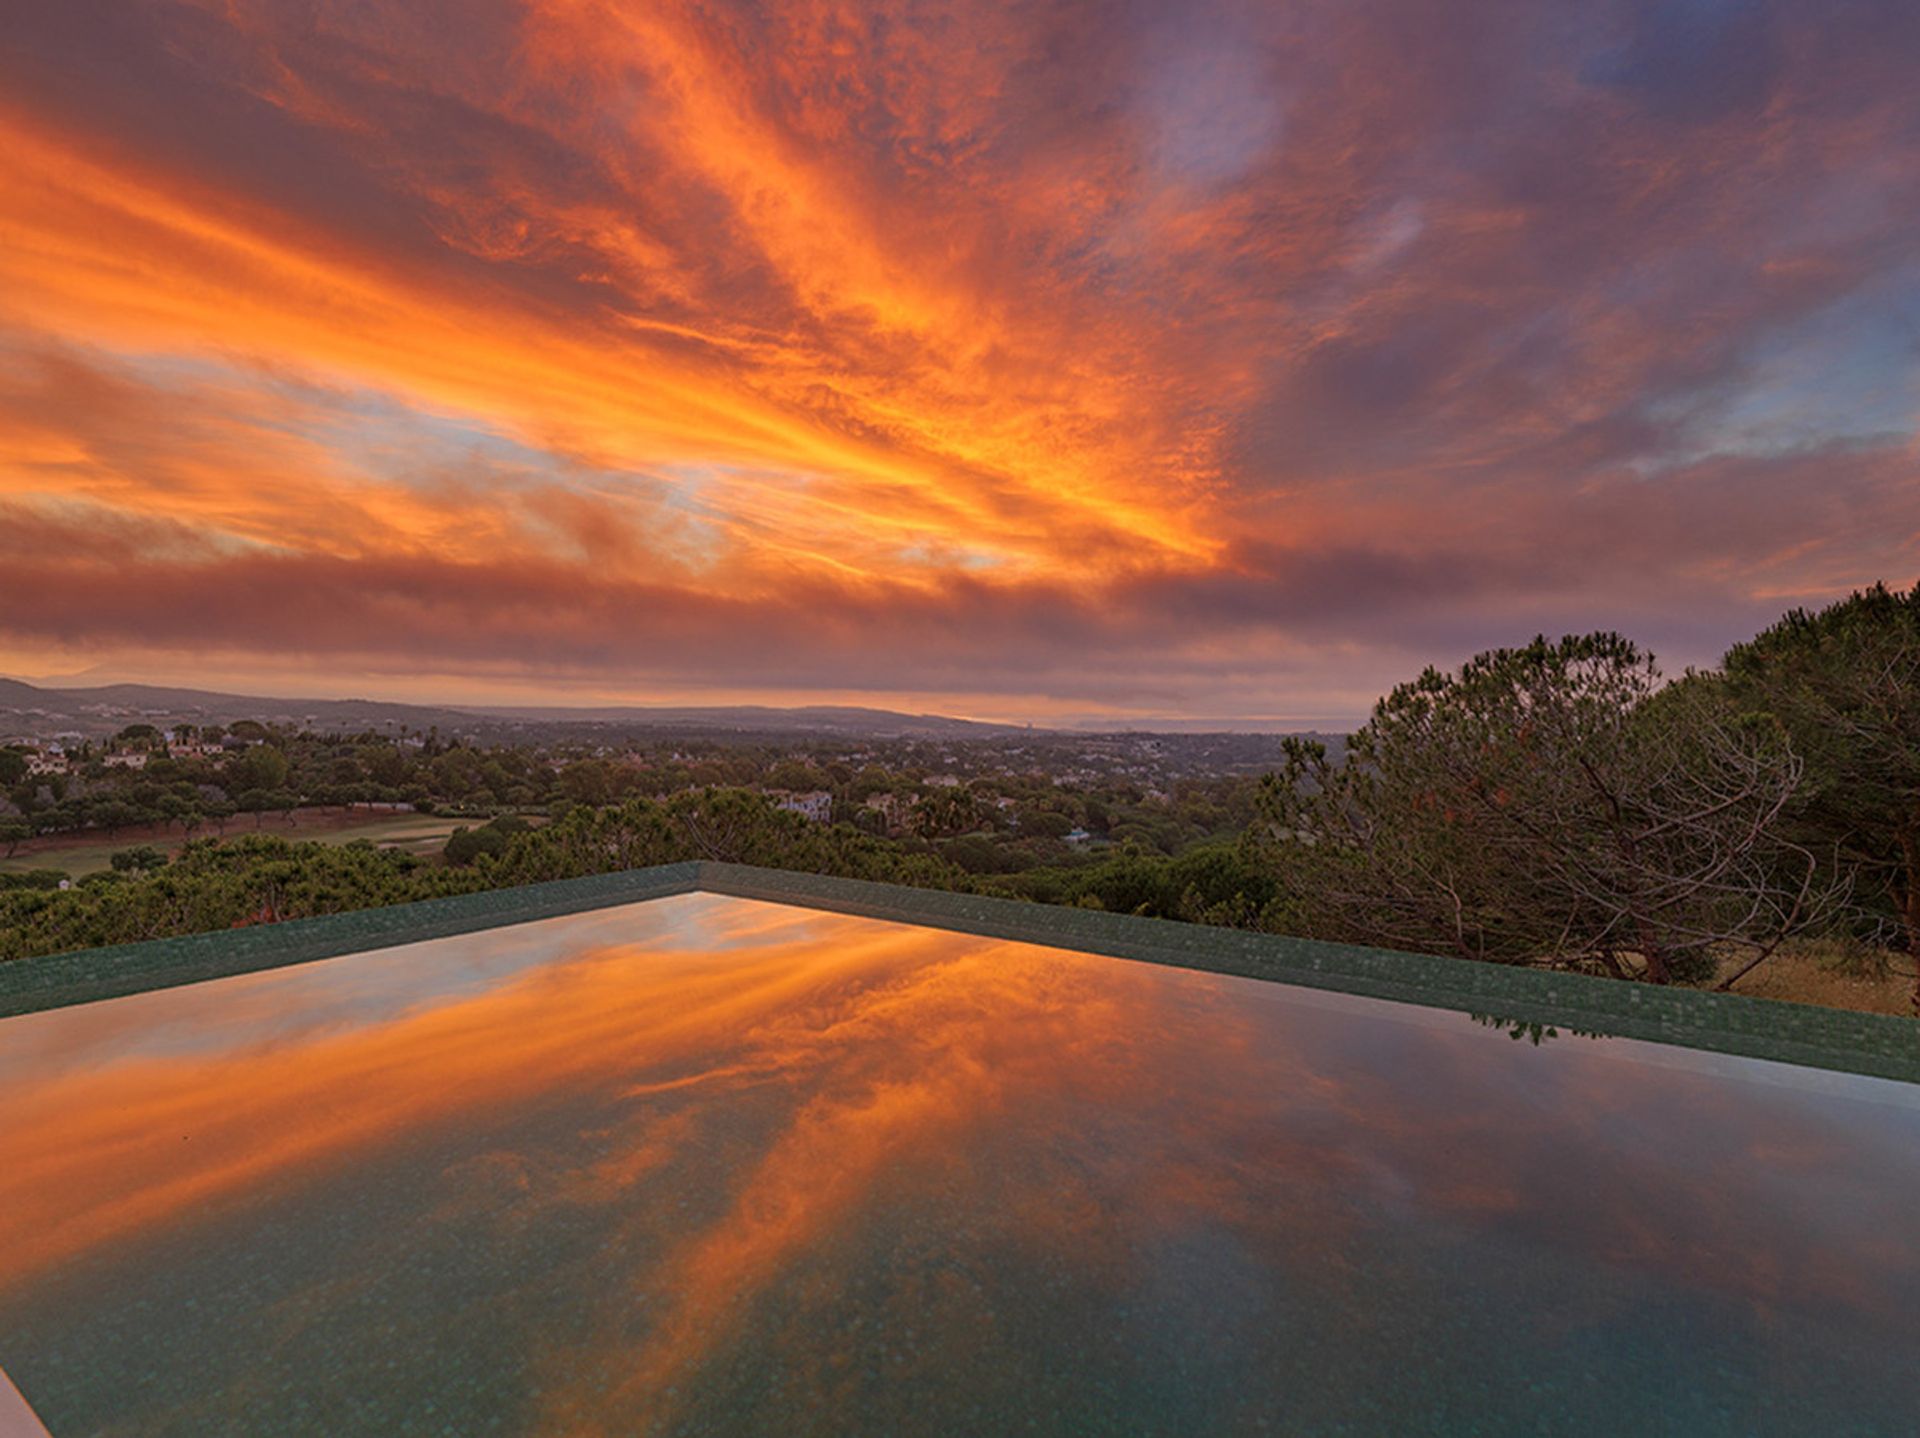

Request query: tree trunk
[{"left": 1900, "top": 828, "right": 1920, "bottom": 1015}]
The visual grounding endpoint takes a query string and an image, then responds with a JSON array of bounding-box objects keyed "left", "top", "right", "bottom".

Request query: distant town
[{"left": 1, "top": 676, "right": 1326, "bottom": 885}]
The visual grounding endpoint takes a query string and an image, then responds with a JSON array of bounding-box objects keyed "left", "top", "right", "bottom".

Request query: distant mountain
[
  {"left": 467, "top": 701, "right": 1032, "bottom": 737},
  {"left": 0, "top": 678, "right": 1039, "bottom": 742},
  {"left": 0, "top": 679, "right": 471, "bottom": 734}
]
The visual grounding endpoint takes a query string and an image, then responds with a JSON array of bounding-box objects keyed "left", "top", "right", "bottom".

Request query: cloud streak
[{"left": 0, "top": 0, "right": 1915, "bottom": 719}]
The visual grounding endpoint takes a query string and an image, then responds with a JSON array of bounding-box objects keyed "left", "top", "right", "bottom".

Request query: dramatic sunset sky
[{"left": 1, "top": 1, "right": 1915, "bottom": 725}]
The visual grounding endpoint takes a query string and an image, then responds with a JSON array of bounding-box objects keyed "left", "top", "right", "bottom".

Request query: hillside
[{"left": 0, "top": 678, "right": 1039, "bottom": 742}]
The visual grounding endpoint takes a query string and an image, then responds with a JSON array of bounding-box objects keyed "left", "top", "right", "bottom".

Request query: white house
[
  {"left": 862, "top": 793, "right": 910, "bottom": 831},
  {"left": 772, "top": 790, "right": 834, "bottom": 824}
]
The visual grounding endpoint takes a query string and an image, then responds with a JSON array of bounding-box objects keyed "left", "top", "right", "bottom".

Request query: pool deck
[
  {"left": 0, "top": 1366, "right": 50, "bottom": 1438},
  {"left": 0, "top": 861, "right": 1915, "bottom": 1084}
]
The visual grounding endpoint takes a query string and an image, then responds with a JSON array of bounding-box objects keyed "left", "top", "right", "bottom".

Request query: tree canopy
[
  {"left": 1249, "top": 634, "right": 1822, "bottom": 984},
  {"left": 1725, "top": 581, "right": 1920, "bottom": 1007}
]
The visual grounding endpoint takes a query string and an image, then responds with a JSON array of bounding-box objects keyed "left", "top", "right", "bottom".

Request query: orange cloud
[{"left": 1, "top": 0, "right": 1916, "bottom": 715}]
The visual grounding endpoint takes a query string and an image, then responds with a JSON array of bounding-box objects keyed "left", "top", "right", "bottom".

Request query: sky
[{"left": 0, "top": 0, "right": 1915, "bottom": 728}]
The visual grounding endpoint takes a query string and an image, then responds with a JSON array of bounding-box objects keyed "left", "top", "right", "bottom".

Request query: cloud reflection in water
[{"left": 0, "top": 893, "right": 1916, "bottom": 1435}]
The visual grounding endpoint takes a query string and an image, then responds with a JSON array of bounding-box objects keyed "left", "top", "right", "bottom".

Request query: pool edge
[
  {"left": 0, "top": 1363, "right": 51, "bottom": 1438},
  {"left": 1, "top": 860, "right": 1914, "bottom": 1085},
  {"left": 0, "top": 863, "right": 703, "bottom": 1020},
  {"left": 693, "top": 866, "right": 1920, "bottom": 1087}
]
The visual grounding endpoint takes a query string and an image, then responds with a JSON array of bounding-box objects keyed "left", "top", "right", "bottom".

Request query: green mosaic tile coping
[{"left": 1, "top": 861, "right": 1914, "bottom": 1084}]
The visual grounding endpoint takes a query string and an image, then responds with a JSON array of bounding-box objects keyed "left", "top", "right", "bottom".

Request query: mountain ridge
[{"left": 0, "top": 677, "right": 1043, "bottom": 740}]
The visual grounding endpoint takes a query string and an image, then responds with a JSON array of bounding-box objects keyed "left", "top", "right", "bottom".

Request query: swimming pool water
[{"left": 0, "top": 893, "right": 1915, "bottom": 1435}]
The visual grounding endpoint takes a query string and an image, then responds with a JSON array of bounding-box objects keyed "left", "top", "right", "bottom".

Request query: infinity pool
[{"left": 1, "top": 892, "right": 1916, "bottom": 1435}]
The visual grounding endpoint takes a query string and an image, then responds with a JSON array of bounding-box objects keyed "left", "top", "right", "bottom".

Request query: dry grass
[
  {"left": 1718, "top": 938, "right": 1917, "bottom": 1019},
  {"left": 0, "top": 808, "right": 480, "bottom": 878}
]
